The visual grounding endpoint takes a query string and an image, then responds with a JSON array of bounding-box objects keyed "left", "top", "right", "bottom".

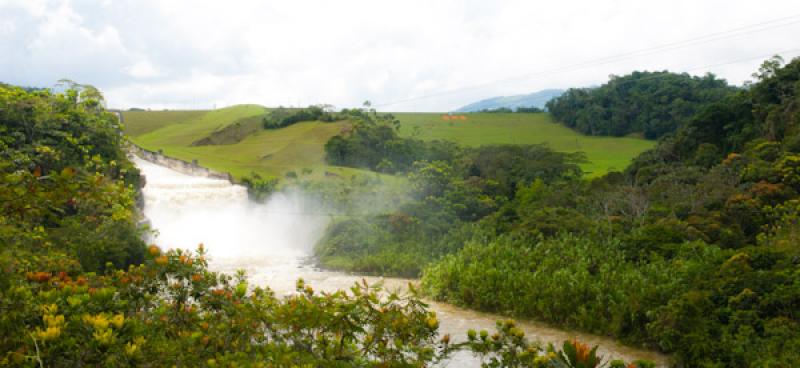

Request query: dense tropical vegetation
[
  {"left": 319, "top": 111, "right": 584, "bottom": 275},
  {"left": 546, "top": 71, "right": 735, "bottom": 139},
  {"left": 0, "top": 82, "right": 146, "bottom": 272},
  {"left": 316, "top": 57, "right": 800, "bottom": 367},
  {"left": 0, "top": 84, "right": 654, "bottom": 366},
  {"left": 324, "top": 108, "right": 463, "bottom": 174}
]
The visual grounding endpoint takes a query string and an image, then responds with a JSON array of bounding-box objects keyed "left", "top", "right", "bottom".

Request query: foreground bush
[
  {"left": 0, "top": 246, "right": 442, "bottom": 366},
  {"left": 0, "top": 246, "right": 652, "bottom": 367},
  {"left": 0, "top": 83, "right": 146, "bottom": 272}
]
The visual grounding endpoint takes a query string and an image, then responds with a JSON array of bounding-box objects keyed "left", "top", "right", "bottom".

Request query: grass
[
  {"left": 123, "top": 107, "right": 654, "bottom": 181},
  {"left": 394, "top": 112, "right": 655, "bottom": 175},
  {"left": 191, "top": 114, "right": 265, "bottom": 146},
  {"left": 121, "top": 110, "right": 206, "bottom": 136},
  {"left": 131, "top": 105, "right": 268, "bottom": 147},
  {"left": 123, "top": 105, "right": 389, "bottom": 183}
]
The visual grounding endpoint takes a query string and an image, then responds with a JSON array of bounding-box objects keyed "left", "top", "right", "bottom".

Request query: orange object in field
[{"left": 442, "top": 115, "right": 467, "bottom": 121}]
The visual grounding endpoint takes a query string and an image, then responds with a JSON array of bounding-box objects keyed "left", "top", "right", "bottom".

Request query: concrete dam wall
[{"left": 129, "top": 145, "right": 234, "bottom": 182}]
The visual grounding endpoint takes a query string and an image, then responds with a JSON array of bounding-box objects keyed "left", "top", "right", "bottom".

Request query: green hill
[
  {"left": 122, "top": 107, "right": 654, "bottom": 179},
  {"left": 122, "top": 110, "right": 206, "bottom": 137},
  {"left": 123, "top": 106, "right": 366, "bottom": 180},
  {"left": 128, "top": 105, "right": 267, "bottom": 147}
]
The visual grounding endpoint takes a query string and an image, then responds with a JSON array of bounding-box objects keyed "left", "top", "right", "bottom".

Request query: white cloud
[
  {"left": 127, "top": 59, "right": 161, "bottom": 79},
  {"left": 1, "top": 0, "right": 799, "bottom": 111}
]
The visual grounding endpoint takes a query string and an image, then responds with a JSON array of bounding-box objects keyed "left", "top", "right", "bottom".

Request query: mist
[{"left": 135, "top": 157, "right": 330, "bottom": 270}]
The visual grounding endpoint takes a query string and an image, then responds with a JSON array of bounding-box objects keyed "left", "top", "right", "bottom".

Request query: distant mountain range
[{"left": 454, "top": 89, "right": 565, "bottom": 112}]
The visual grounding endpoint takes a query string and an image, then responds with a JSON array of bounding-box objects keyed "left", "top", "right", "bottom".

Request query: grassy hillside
[
  {"left": 122, "top": 110, "right": 206, "bottom": 136},
  {"left": 394, "top": 112, "right": 655, "bottom": 175},
  {"left": 123, "top": 107, "right": 654, "bottom": 179},
  {"left": 191, "top": 114, "right": 265, "bottom": 146},
  {"left": 131, "top": 105, "right": 267, "bottom": 147},
  {"left": 123, "top": 106, "right": 372, "bottom": 180}
]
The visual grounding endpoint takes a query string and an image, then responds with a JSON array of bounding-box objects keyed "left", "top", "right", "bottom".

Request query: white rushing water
[{"left": 134, "top": 156, "right": 668, "bottom": 367}]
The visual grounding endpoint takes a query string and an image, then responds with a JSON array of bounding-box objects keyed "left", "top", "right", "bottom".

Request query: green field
[
  {"left": 394, "top": 113, "right": 655, "bottom": 175},
  {"left": 123, "top": 106, "right": 373, "bottom": 180},
  {"left": 128, "top": 105, "right": 267, "bottom": 147},
  {"left": 123, "top": 106, "right": 654, "bottom": 180},
  {"left": 122, "top": 110, "right": 207, "bottom": 137}
]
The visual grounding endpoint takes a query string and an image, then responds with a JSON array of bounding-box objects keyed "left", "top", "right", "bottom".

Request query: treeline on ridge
[
  {"left": 262, "top": 105, "right": 345, "bottom": 129},
  {"left": 546, "top": 70, "right": 736, "bottom": 139},
  {"left": 192, "top": 105, "right": 346, "bottom": 146}
]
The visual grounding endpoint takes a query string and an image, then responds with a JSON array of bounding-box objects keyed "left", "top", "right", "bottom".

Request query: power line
[
  {"left": 376, "top": 14, "right": 800, "bottom": 108},
  {"left": 571, "top": 48, "right": 800, "bottom": 91},
  {"left": 683, "top": 49, "right": 800, "bottom": 73},
  {"left": 535, "top": 14, "right": 800, "bottom": 77},
  {"left": 374, "top": 14, "right": 800, "bottom": 108}
]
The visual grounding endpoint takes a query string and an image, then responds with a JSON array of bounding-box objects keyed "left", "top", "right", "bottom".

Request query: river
[{"left": 133, "top": 157, "right": 669, "bottom": 367}]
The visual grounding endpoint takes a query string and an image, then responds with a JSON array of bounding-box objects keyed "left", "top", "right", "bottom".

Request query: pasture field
[
  {"left": 127, "top": 105, "right": 267, "bottom": 147},
  {"left": 123, "top": 106, "right": 373, "bottom": 181},
  {"left": 123, "top": 106, "right": 654, "bottom": 180},
  {"left": 394, "top": 112, "right": 655, "bottom": 175},
  {"left": 121, "top": 110, "right": 207, "bottom": 136}
]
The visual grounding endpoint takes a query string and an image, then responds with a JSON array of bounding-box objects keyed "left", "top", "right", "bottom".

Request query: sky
[{"left": 1, "top": 0, "right": 800, "bottom": 112}]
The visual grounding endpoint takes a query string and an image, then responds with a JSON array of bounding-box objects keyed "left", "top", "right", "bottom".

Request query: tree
[{"left": 546, "top": 71, "right": 735, "bottom": 139}]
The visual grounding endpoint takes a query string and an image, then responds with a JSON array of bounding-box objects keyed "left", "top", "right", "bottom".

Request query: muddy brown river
[{"left": 134, "top": 157, "right": 669, "bottom": 367}]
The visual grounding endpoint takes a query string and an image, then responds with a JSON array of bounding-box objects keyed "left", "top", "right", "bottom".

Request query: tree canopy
[{"left": 546, "top": 71, "right": 735, "bottom": 139}]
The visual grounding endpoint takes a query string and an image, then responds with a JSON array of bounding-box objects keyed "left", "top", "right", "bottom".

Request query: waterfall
[{"left": 134, "top": 157, "right": 329, "bottom": 292}]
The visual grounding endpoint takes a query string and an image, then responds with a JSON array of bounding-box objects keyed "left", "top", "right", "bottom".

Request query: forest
[
  {"left": 315, "top": 57, "right": 800, "bottom": 367},
  {"left": 546, "top": 70, "right": 735, "bottom": 139},
  {"left": 0, "top": 85, "right": 650, "bottom": 366}
]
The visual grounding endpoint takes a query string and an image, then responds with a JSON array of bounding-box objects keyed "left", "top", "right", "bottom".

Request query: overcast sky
[{"left": 1, "top": 0, "right": 799, "bottom": 111}]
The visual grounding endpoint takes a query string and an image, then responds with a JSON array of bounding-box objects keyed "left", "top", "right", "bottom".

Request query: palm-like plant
[{"left": 549, "top": 339, "right": 602, "bottom": 368}]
